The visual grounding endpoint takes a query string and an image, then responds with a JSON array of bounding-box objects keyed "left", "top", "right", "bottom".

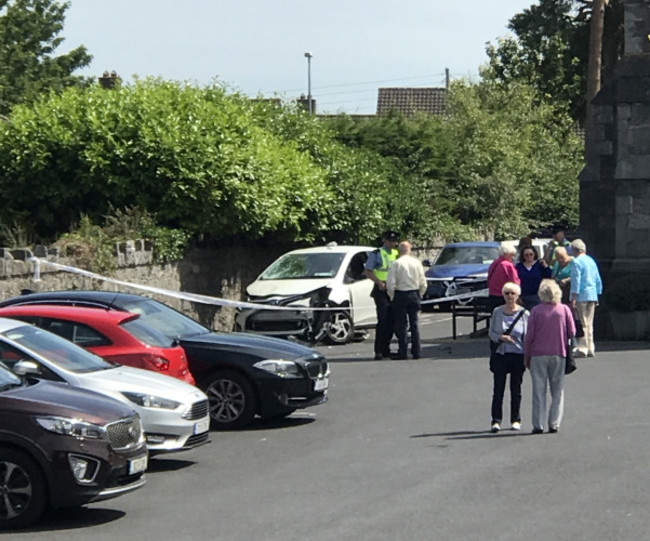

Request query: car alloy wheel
[
  {"left": 0, "top": 449, "right": 46, "bottom": 529},
  {"left": 203, "top": 370, "right": 256, "bottom": 430},
  {"left": 324, "top": 311, "right": 353, "bottom": 345}
]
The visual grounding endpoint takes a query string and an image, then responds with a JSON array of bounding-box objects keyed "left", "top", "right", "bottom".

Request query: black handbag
[
  {"left": 565, "top": 345, "right": 577, "bottom": 374},
  {"left": 574, "top": 315, "right": 584, "bottom": 338},
  {"left": 565, "top": 311, "right": 578, "bottom": 374}
]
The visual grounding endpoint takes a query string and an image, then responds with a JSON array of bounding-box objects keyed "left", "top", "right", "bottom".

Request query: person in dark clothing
[
  {"left": 515, "top": 245, "right": 551, "bottom": 310},
  {"left": 364, "top": 231, "right": 399, "bottom": 360}
]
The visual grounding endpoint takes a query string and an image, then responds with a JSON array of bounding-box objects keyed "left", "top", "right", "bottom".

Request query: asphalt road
[{"left": 12, "top": 312, "right": 650, "bottom": 540}]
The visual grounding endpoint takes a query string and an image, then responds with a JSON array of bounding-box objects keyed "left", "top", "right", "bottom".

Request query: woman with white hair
[
  {"left": 524, "top": 279, "right": 576, "bottom": 434},
  {"left": 551, "top": 246, "right": 574, "bottom": 304},
  {"left": 569, "top": 239, "right": 602, "bottom": 357},
  {"left": 487, "top": 243, "right": 520, "bottom": 313},
  {"left": 488, "top": 282, "right": 528, "bottom": 433}
]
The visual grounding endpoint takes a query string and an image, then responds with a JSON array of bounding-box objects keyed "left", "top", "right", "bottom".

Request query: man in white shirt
[{"left": 386, "top": 241, "right": 427, "bottom": 359}]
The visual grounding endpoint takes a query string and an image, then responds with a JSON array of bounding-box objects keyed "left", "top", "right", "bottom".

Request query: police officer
[{"left": 365, "top": 230, "right": 400, "bottom": 360}]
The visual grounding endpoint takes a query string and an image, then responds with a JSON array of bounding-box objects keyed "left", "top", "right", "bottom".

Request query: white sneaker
[
  {"left": 491, "top": 422, "right": 501, "bottom": 433},
  {"left": 511, "top": 421, "right": 521, "bottom": 431}
]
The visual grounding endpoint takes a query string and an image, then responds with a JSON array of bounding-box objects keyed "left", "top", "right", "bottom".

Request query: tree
[
  {"left": 484, "top": 0, "right": 623, "bottom": 125},
  {"left": 0, "top": 0, "right": 91, "bottom": 115},
  {"left": 444, "top": 79, "right": 583, "bottom": 237},
  {"left": 485, "top": 0, "right": 588, "bottom": 122}
]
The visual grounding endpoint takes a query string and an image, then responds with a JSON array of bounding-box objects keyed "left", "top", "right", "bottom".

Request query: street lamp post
[{"left": 304, "top": 52, "right": 313, "bottom": 114}]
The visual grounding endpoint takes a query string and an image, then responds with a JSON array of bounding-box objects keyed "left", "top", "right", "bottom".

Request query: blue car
[{"left": 423, "top": 241, "right": 500, "bottom": 307}]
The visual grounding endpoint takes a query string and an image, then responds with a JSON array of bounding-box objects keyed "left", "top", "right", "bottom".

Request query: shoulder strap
[{"left": 504, "top": 309, "right": 525, "bottom": 336}]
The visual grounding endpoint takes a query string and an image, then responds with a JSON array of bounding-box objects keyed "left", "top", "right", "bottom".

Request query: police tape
[{"left": 30, "top": 258, "right": 487, "bottom": 312}]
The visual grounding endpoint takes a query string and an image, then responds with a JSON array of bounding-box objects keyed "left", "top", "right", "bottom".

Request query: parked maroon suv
[{"left": 0, "top": 365, "right": 148, "bottom": 529}]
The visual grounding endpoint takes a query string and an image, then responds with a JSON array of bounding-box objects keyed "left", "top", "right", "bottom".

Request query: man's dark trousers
[
  {"left": 392, "top": 290, "right": 421, "bottom": 358},
  {"left": 372, "top": 286, "right": 394, "bottom": 357}
]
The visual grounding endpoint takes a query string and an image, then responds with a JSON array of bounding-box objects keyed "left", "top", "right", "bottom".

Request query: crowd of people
[
  {"left": 486, "top": 229, "right": 602, "bottom": 434},
  {"left": 365, "top": 227, "right": 604, "bottom": 435}
]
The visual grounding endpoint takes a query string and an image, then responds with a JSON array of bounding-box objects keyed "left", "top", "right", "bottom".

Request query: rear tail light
[{"left": 143, "top": 354, "right": 170, "bottom": 371}]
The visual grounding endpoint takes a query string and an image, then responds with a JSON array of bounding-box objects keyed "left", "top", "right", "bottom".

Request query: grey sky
[{"left": 62, "top": 1, "right": 536, "bottom": 114}]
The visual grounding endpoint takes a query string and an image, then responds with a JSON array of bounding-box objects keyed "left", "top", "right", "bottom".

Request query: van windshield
[{"left": 260, "top": 253, "right": 345, "bottom": 280}]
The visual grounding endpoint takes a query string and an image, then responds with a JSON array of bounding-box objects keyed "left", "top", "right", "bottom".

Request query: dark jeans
[
  {"left": 372, "top": 286, "right": 394, "bottom": 356},
  {"left": 491, "top": 352, "right": 525, "bottom": 423},
  {"left": 392, "top": 290, "right": 421, "bottom": 358}
]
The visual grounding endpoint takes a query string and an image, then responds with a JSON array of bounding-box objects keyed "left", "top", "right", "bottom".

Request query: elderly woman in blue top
[
  {"left": 488, "top": 282, "right": 529, "bottom": 433},
  {"left": 569, "top": 239, "right": 603, "bottom": 358}
]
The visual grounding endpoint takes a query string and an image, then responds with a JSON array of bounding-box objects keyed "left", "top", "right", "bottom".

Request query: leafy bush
[
  {"left": 55, "top": 208, "right": 191, "bottom": 271},
  {"left": 56, "top": 215, "right": 116, "bottom": 272}
]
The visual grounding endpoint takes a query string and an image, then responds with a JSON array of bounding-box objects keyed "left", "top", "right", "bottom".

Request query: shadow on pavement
[
  {"left": 411, "top": 430, "right": 532, "bottom": 440},
  {"left": 223, "top": 416, "right": 316, "bottom": 432},
  {"left": 147, "top": 457, "right": 196, "bottom": 473},
  {"left": 14, "top": 507, "right": 125, "bottom": 533}
]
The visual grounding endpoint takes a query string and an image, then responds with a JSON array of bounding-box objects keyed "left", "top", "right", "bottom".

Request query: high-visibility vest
[{"left": 373, "top": 247, "right": 398, "bottom": 282}]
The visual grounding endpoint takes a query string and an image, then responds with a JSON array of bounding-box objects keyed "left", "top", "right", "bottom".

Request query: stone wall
[{"left": 0, "top": 241, "right": 290, "bottom": 331}]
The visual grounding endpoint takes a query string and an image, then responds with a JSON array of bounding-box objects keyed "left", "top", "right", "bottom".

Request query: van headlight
[
  {"left": 122, "top": 392, "right": 181, "bottom": 410},
  {"left": 36, "top": 416, "right": 104, "bottom": 439},
  {"left": 253, "top": 360, "right": 301, "bottom": 378}
]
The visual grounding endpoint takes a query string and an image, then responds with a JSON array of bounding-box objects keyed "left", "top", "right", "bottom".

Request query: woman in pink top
[
  {"left": 524, "top": 279, "right": 576, "bottom": 434},
  {"left": 487, "top": 243, "right": 520, "bottom": 313}
]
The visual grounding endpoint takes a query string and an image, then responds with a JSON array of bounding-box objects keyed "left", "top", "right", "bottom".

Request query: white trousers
[
  {"left": 575, "top": 301, "right": 596, "bottom": 355},
  {"left": 530, "top": 355, "right": 565, "bottom": 431}
]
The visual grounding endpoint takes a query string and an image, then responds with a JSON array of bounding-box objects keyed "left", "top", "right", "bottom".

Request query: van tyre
[
  {"left": 0, "top": 448, "right": 47, "bottom": 529},
  {"left": 203, "top": 371, "right": 256, "bottom": 430}
]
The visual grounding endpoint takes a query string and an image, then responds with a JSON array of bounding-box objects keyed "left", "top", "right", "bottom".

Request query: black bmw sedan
[{"left": 0, "top": 291, "right": 329, "bottom": 430}]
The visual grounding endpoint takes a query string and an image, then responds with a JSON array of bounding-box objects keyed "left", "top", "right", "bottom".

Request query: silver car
[{"left": 0, "top": 317, "right": 210, "bottom": 454}]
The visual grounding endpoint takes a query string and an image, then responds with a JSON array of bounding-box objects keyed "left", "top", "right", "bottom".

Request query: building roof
[{"left": 376, "top": 87, "right": 447, "bottom": 116}]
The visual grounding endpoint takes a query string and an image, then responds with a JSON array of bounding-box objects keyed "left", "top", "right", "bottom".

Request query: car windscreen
[
  {"left": 120, "top": 318, "right": 175, "bottom": 348},
  {"left": 2, "top": 325, "right": 113, "bottom": 373},
  {"left": 118, "top": 299, "right": 209, "bottom": 339},
  {"left": 260, "top": 252, "right": 346, "bottom": 280},
  {"left": 435, "top": 246, "right": 499, "bottom": 266}
]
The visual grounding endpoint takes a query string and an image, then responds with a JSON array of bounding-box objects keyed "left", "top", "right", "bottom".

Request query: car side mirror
[
  {"left": 13, "top": 360, "right": 41, "bottom": 377},
  {"left": 422, "top": 259, "right": 431, "bottom": 267}
]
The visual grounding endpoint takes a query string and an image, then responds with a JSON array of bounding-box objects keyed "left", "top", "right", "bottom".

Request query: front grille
[
  {"left": 183, "top": 399, "right": 209, "bottom": 420},
  {"left": 304, "top": 358, "right": 328, "bottom": 379},
  {"left": 105, "top": 416, "right": 143, "bottom": 450},
  {"left": 184, "top": 432, "right": 210, "bottom": 448}
]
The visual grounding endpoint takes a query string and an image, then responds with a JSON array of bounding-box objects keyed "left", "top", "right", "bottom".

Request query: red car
[{"left": 0, "top": 304, "right": 195, "bottom": 384}]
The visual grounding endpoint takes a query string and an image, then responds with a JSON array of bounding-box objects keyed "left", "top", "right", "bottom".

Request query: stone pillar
[{"left": 579, "top": 0, "right": 650, "bottom": 336}]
